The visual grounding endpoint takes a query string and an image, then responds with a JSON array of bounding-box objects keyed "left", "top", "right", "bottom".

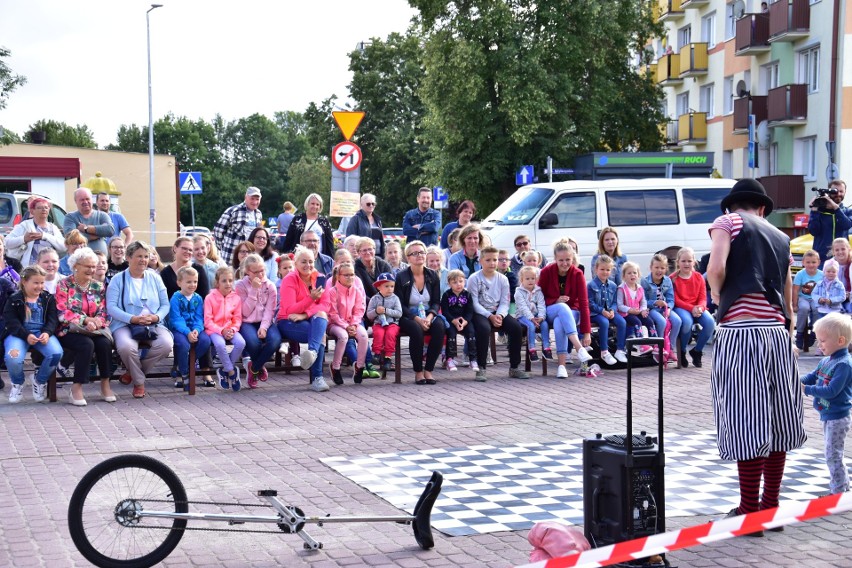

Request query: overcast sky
[{"left": 0, "top": 0, "right": 417, "bottom": 147}]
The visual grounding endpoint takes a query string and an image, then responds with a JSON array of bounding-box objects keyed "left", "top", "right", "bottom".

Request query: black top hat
[{"left": 720, "top": 178, "right": 774, "bottom": 216}]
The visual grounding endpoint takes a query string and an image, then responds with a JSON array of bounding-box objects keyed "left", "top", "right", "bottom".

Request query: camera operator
[{"left": 808, "top": 179, "right": 850, "bottom": 263}]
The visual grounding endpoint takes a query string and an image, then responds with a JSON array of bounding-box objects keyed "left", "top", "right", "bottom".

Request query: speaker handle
[{"left": 625, "top": 336, "right": 665, "bottom": 456}]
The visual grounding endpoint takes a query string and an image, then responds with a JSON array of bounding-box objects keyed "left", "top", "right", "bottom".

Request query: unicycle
[{"left": 68, "top": 454, "right": 443, "bottom": 568}]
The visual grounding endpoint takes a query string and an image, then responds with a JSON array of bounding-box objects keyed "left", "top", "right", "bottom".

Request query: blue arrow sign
[
  {"left": 179, "top": 171, "right": 203, "bottom": 194},
  {"left": 516, "top": 165, "right": 534, "bottom": 185}
]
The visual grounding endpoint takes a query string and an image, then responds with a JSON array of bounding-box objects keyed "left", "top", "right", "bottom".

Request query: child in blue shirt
[
  {"left": 168, "top": 266, "right": 212, "bottom": 389},
  {"left": 801, "top": 313, "right": 852, "bottom": 495},
  {"left": 588, "top": 254, "right": 627, "bottom": 365},
  {"left": 793, "top": 249, "right": 823, "bottom": 349}
]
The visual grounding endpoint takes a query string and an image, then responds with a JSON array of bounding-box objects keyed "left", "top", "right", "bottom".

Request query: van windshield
[{"left": 484, "top": 186, "right": 554, "bottom": 226}]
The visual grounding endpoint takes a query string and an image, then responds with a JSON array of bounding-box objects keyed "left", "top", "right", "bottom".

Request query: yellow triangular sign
[{"left": 332, "top": 111, "right": 365, "bottom": 141}]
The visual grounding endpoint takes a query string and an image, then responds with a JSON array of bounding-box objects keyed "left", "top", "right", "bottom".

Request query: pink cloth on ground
[{"left": 527, "top": 521, "right": 590, "bottom": 561}]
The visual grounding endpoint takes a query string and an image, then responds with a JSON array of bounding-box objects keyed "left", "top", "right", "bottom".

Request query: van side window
[
  {"left": 606, "top": 190, "right": 679, "bottom": 226},
  {"left": 540, "top": 192, "right": 596, "bottom": 228},
  {"left": 0, "top": 198, "right": 12, "bottom": 224},
  {"left": 683, "top": 188, "right": 731, "bottom": 223}
]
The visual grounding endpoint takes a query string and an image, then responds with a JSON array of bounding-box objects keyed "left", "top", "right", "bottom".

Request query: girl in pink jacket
[
  {"left": 327, "top": 263, "right": 369, "bottom": 385},
  {"left": 205, "top": 266, "right": 245, "bottom": 391},
  {"left": 236, "top": 254, "right": 280, "bottom": 388}
]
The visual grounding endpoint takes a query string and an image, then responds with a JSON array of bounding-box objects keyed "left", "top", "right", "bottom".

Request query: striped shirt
[{"left": 710, "top": 213, "right": 791, "bottom": 323}]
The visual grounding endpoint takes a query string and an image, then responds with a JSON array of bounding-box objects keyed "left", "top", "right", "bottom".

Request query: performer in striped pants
[{"left": 707, "top": 179, "right": 807, "bottom": 529}]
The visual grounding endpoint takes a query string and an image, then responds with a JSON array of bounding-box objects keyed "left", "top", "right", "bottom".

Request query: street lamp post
[{"left": 147, "top": 3, "right": 162, "bottom": 246}]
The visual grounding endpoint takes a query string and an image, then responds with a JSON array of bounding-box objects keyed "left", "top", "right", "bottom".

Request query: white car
[{"left": 181, "top": 225, "right": 211, "bottom": 237}]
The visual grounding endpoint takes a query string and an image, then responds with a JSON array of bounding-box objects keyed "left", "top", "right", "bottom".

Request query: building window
[
  {"left": 677, "top": 92, "right": 690, "bottom": 116},
  {"left": 702, "top": 12, "right": 717, "bottom": 49},
  {"left": 769, "top": 143, "right": 778, "bottom": 176},
  {"left": 797, "top": 137, "right": 817, "bottom": 181},
  {"left": 700, "top": 83, "right": 716, "bottom": 118},
  {"left": 761, "top": 61, "right": 780, "bottom": 94},
  {"left": 726, "top": 2, "right": 741, "bottom": 40},
  {"left": 799, "top": 45, "right": 820, "bottom": 94},
  {"left": 723, "top": 76, "right": 734, "bottom": 114},
  {"left": 678, "top": 25, "right": 692, "bottom": 48}
]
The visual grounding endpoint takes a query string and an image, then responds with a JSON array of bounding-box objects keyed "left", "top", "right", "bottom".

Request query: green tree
[
  {"left": 410, "top": 0, "right": 665, "bottom": 213},
  {"left": 348, "top": 31, "right": 429, "bottom": 225},
  {"left": 286, "top": 155, "right": 332, "bottom": 222},
  {"left": 0, "top": 47, "right": 26, "bottom": 113},
  {"left": 25, "top": 119, "right": 97, "bottom": 148},
  {"left": 302, "top": 96, "right": 340, "bottom": 159}
]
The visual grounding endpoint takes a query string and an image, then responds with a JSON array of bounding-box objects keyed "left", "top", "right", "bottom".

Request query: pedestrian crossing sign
[{"left": 179, "top": 171, "right": 203, "bottom": 194}]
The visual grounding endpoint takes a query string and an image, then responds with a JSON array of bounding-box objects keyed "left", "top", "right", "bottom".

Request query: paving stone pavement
[{"left": 0, "top": 346, "right": 849, "bottom": 567}]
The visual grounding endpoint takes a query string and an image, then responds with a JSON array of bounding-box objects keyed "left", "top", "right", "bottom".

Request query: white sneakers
[
  {"left": 299, "top": 349, "right": 317, "bottom": 370},
  {"left": 32, "top": 382, "right": 46, "bottom": 403},
  {"left": 8, "top": 383, "right": 24, "bottom": 403},
  {"left": 601, "top": 351, "right": 617, "bottom": 366},
  {"left": 291, "top": 354, "right": 302, "bottom": 367},
  {"left": 9, "top": 382, "right": 48, "bottom": 403},
  {"left": 614, "top": 350, "right": 628, "bottom": 363},
  {"left": 556, "top": 365, "right": 569, "bottom": 379},
  {"left": 311, "top": 376, "right": 330, "bottom": 392},
  {"left": 576, "top": 348, "right": 593, "bottom": 363}
]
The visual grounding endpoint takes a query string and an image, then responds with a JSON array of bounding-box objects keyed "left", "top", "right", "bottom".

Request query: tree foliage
[
  {"left": 26, "top": 119, "right": 97, "bottom": 148},
  {"left": 409, "top": 0, "right": 665, "bottom": 212},
  {"left": 0, "top": 47, "right": 26, "bottom": 113}
]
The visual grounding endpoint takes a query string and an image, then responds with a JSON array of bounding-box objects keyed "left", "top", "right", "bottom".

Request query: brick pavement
[{"left": 0, "top": 346, "right": 850, "bottom": 567}]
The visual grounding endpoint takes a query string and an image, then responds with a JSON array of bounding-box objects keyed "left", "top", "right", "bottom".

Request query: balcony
[
  {"left": 678, "top": 43, "right": 708, "bottom": 78},
  {"left": 664, "top": 121, "right": 681, "bottom": 148},
  {"left": 656, "top": 53, "right": 682, "bottom": 85},
  {"left": 677, "top": 112, "right": 707, "bottom": 145},
  {"left": 658, "top": 0, "right": 684, "bottom": 21},
  {"left": 640, "top": 62, "right": 658, "bottom": 79},
  {"left": 769, "top": 0, "right": 810, "bottom": 42},
  {"left": 733, "top": 95, "right": 768, "bottom": 134},
  {"left": 767, "top": 84, "right": 808, "bottom": 126},
  {"left": 681, "top": 0, "right": 710, "bottom": 7},
  {"left": 757, "top": 175, "right": 805, "bottom": 209},
  {"left": 735, "top": 14, "right": 771, "bottom": 55}
]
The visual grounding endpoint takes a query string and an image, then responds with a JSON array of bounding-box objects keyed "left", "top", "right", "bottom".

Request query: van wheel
[{"left": 657, "top": 247, "right": 680, "bottom": 273}]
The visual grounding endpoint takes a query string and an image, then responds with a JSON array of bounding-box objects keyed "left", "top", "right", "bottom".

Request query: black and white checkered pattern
[{"left": 322, "top": 431, "right": 829, "bottom": 537}]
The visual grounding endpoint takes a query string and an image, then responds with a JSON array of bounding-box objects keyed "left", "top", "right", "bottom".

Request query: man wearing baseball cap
[
  {"left": 213, "top": 186, "right": 264, "bottom": 265},
  {"left": 706, "top": 178, "right": 806, "bottom": 533}
]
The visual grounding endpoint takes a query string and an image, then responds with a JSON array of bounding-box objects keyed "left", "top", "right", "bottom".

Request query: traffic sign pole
[{"left": 190, "top": 194, "right": 196, "bottom": 228}]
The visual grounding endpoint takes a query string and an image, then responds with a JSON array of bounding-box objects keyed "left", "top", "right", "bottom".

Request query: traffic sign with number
[{"left": 332, "top": 141, "right": 363, "bottom": 172}]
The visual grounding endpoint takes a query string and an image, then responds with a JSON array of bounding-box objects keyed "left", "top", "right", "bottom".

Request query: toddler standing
[
  {"left": 169, "top": 266, "right": 213, "bottom": 389},
  {"left": 440, "top": 270, "right": 479, "bottom": 373},
  {"left": 205, "top": 266, "right": 245, "bottom": 391},
  {"left": 514, "top": 265, "right": 551, "bottom": 362},
  {"left": 801, "top": 313, "right": 852, "bottom": 495},
  {"left": 617, "top": 261, "right": 657, "bottom": 355},
  {"left": 367, "top": 272, "right": 403, "bottom": 371}
]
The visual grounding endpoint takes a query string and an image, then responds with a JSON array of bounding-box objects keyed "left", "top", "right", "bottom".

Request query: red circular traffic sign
[{"left": 332, "top": 141, "right": 362, "bottom": 172}]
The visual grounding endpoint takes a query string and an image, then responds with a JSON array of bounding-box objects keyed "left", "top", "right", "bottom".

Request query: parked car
[
  {"left": 181, "top": 225, "right": 211, "bottom": 237},
  {"left": 383, "top": 227, "right": 405, "bottom": 245},
  {"left": 0, "top": 192, "right": 67, "bottom": 237}
]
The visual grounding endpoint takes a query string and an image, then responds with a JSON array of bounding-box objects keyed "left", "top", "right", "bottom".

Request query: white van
[{"left": 479, "top": 178, "right": 736, "bottom": 276}]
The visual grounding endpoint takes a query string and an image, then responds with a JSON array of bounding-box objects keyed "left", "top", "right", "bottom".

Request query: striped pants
[{"left": 711, "top": 320, "right": 807, "bottom": 461}]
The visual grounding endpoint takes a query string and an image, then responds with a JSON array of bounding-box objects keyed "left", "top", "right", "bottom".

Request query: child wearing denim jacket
[
  {"left": 813, "top": 259, "right": 846, "bottom": 317},
  {"left": 169, "top": 266, "right": 213, "bottom": 389},
  {"left": 641, "top": 253, "right": 682, "bottom": 364},
  {"left": 801, "top": 313, "right": 852, "bottom": 495},
  {"left": 588, "top": 255, "right": 627, "bottom": 365}
]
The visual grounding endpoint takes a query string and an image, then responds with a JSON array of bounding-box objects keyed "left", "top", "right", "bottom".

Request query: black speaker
[{"left": 583, "top": 337, "right": 667, "bottom": 555}]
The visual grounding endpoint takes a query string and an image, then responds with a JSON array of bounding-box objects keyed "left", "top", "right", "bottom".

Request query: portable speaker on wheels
[{"left": 583, "top": 337, "right": 667, "bottom": 566}]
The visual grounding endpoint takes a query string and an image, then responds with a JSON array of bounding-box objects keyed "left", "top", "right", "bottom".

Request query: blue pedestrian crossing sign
[
  {"left": 179, "top": 171, "right": 203, "bottom": 195},
  {"left": 516, "top": 165, "right": 534, "bottom": 185}
]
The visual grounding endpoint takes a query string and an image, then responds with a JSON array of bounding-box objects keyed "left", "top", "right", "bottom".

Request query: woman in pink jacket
[
  {"left": 327, "top": 262, "right": 368, "bottom": 386},
  {"left": 205, "top": 266, "right": 245, "bottom": 391},
  {"left": 236, "top": 254, "right": 281, "bottom": 389},
  {"left": 276, "top": 245, "right": 332, "bottom": 393}
]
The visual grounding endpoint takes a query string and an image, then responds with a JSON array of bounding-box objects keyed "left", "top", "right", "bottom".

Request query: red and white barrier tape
[{"left": 515, "top": 492, "right": 852, "bottom": 568}]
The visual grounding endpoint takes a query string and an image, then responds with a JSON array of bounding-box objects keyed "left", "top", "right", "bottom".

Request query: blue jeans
[
  {"left": 344, "top": 339, "right": 373, "bottom": 365},
  {"left": 518, "top": 317, "right": 550, "bottom": 350},
  {"left": 4, "top": 334, "right": 63, "bottom": 385},
  {"left": 674, "top": 308, "right": 715, "bottom": 353},
  {"left": 241, "top": 322, "right": 282, "bottom": 368},
  {"left": 648, "top": 309, "right": 682, "bottom": 350},
  {"left": 591, "top": 313, "right": 627, "bottom": 352},
  {"left": 545, "top": 304, "right": 577, "bottom": 355},
  {"left": 277, "top": 317, "right": 327, "bottom": 378},
  {"left": 172, "top": 330, "right": 211, "bottom": 377}
]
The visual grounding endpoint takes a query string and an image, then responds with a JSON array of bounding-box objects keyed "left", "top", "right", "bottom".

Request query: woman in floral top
[{"left": 55, "top": 248, "right": 114, "bottom": 405}]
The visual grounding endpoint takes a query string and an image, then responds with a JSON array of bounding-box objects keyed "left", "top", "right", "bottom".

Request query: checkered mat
[{"left": 321, "top": 431, "right": 830, "bottom": 536}]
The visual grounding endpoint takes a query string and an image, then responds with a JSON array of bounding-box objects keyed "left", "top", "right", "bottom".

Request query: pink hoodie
[
  {"left": 204, "top": 288, "right": 242, "bottom": 335},
  {"left": 235, "top": 276, "right": 277, "bottom": 332},
  {"left": 277, "top": 270, "right": 331, "bottom": 320},
  {"left": 527, "top": 521, "right": 590, "bottom": 562},
  {"left": 328, "top": 280, "right": 366, "bottom": 328}
]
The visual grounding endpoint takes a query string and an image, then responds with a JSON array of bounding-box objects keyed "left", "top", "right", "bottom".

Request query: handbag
[
  {"left": 120, "top": 272, "right": 159, "bottom": 342},
  {"left": 68, "top": 322, "right": 114, "bottom": 343}
]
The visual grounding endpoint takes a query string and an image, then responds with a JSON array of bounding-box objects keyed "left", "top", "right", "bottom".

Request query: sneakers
[
  {"left": 32, "top": 381, "right": 46, "bottom": 403},
  {"left": 556, "top": 365, "right": 569, "bottom": 379},
  {"left": 576, "top": 347, "right": 593, "bottom": 363},
  {"left": 542, "top": 348, "right": 554, "bottom": 360},
  {"left": 291, "top": 354, "right": 302, "bottom": 367},
  {"left": 496, "top": 332, "right": 508, "bottom": 344},
  {"left": 56, "top": 363, "right": 71, "bottom": 380},
  {"left": 230, "top": 369, "right": 241, "bottom": 392},
  {"left": 353, "top": 365, "right": 364, "bottom": 384},
  {"left": 600, "top": 351, "right": 617, "bottom": 366},
  {"left": 528, "top": 349, "right": 539, "bottom": 362},
  {"left": 632, "top": 344, "right": 654, "bottom": 356},
  {"left": 242, "top": 356, "right": 251, "bottom": 370},
  {"left": 474, "top": 369, "right": 488, "bottom": 382},
  {"left": 487, "top": 353, "right": 495, "bottom": 365},
  {"left": 364, "top": 363, "right": 382, "bottom": 378},
  {"left": 509, "top": 367, "right": 531, "bottom": 379},
  {"left": 724, "top": 508, "right": 764, "bottom": 537},
  {"left": 174, "top": 377, "right": 185, "bottom": 389},
  {"left": 299, "top": 349, "right": 317, "bottom": 370},
  {"left": 469, "top": 360, "right": 480, "bottom": 372},
  {"left": 132, "top": 385, "right": 146, "bottom": 399},
  {"left": 445, "top": 357, "right": 458, "bottom": 371},
  {"left": 311, "top": 376, "right": 330, "bottom": 392},
  {"left": 382, "top": 357, "right": 394, "bottom": 372},
  {"left": 331, "top": 368, "right": 344, "bottom": 386},
  {"left": 689, "top": 349, "right": 703, "bottom": 368},
  {"left": 217, "top": 368, "right": 230, "bottom": 390},
  {"left": 614, "top": 350, "right": 628, "bottom": 364},
  {"left": 247, "top": 371, "right": 259, "bottom": 389},
  {"left": 9, "top": 383, "right": 24, "bottom": 403}
]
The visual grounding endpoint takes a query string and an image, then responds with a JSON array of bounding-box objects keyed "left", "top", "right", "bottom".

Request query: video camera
[{"left": 812, "top": 186, "right": 839, "bottom": 212}]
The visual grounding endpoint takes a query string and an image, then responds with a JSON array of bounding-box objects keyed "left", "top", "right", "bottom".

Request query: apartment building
[{"left": 651, "top": 0, "right": 849, "bottom": 229}]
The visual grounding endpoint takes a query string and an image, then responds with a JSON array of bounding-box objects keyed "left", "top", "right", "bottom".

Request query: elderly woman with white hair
[
  {"left": 106, "top": 240, "right": 174, "bottom": 399},
  {"left": 278, "top": 193, "right": 335, "bottom": 255},
  {"left": 345, "top": 192, "right": 386, "bottom": 258},
  {"left": 55, "top": 247, "right": 114, "bottom": 405}
]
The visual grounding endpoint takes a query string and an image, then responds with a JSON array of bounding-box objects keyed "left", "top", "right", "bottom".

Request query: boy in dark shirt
[{"left": 440, "top": 270, "right": 479, "bottom": 375}]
